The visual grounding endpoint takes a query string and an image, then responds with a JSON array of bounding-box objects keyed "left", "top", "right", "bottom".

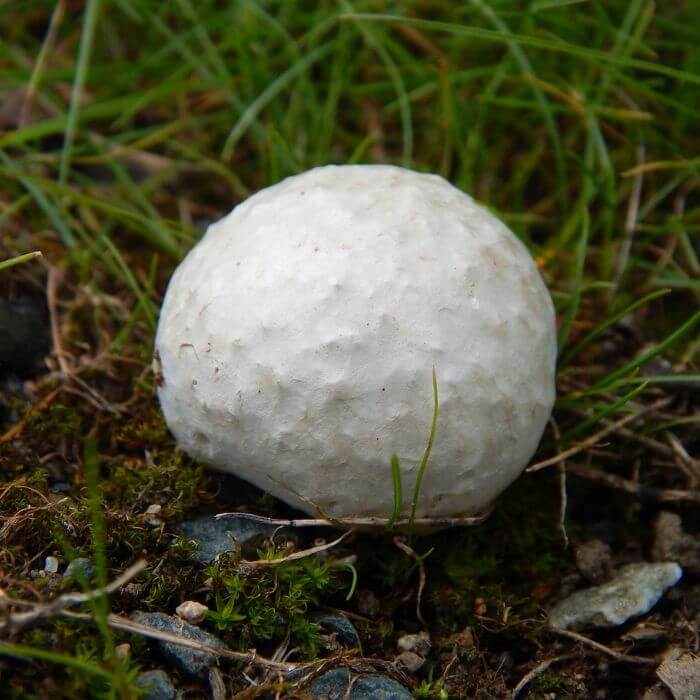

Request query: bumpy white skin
[{"left": 155, "top": 165, "right": 556, "bottom": 518}]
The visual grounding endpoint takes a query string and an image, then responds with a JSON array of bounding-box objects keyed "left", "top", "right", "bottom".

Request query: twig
[
  {"left": 263, "top": 470, "right": 490, "bottom": 531},
  {"left": 566, "top": 464, "right": 700, "bottom": 504},
  {"left": 393, "top": 537, "right": 430, "bottom": 627},
  {"left": 550, "top": 627, "right": 657, "bottom": 666},
  {"left": 0, "top": 560, "right": 147, "bottom": 633},
  {"left": 209, "top": 666, "right": 227, "bottom": 700},
  {"left": 240, "top": 530, "right": 353, "bottom": 569},
  {"left": 66, "top": 612, "right": 304, "bottom": 671},
  {"left": 47, "top": 267, "right": 71, "bottom": 376},
  {"left": 512, "top": 654, "right": 577, "bottom": 699},
  {"left": 549, "top": 418, "right": 569, "bottom": 549},
  {"left": 665, "top": 431, "right": 700, "bottom": 486},
  {"left": 59, "top": 372, "right": 118, "bottom": 415},
  {"left": 215, "top": 509, "right": 492, "bottom": 530},
  {"left": 0, "top": 388, "right": 61, "bottom": 443},
  {"left": 527, "top": 398, "right": 670, "bottom": 473}
]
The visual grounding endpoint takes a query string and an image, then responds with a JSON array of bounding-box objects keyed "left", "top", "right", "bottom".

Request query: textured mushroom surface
[{"left": 155, "top": 165, "right": 556, "bottom": 518}]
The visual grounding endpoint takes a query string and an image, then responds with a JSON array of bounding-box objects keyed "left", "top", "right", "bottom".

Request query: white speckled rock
[
  {"left": 548, "top": 562, "right": 683, "bottom": 629},
  {"left": 155, "top": 165, "right": 556, "bottom": 519}
]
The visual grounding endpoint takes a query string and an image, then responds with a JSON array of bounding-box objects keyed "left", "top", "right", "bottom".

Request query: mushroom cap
[{"left": 155, "top": 165, "right": 556, "bottom": 518}]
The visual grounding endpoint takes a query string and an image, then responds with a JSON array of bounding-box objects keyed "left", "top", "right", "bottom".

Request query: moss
[
  {"left": 204, "top": 545, "right": 341, "bottom": 658},
  {"left": 104, "top": 449, "right": 205, "bottom": 520}
]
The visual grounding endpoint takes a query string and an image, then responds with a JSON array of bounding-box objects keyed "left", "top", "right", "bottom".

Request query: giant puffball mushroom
[{"left": 155, "top": 165, "right": 556, "bottom": 520}]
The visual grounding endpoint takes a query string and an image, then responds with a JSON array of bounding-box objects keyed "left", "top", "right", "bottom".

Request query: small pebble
[
  {"left": 135, "top": 669, "right": 178, "bottom": 700},
  {"left": 312, "top": 612, "right": 360, "bottom": 648},
  {"left": 176, "top": 514, "right": 281, "bottom": 565},
  {"left": 44, "top": 556, "right": 59, "bottom": 574},
  {"left": 309, "top": 668, "right": 412, "bottom": 699},
  {"left": 131, "top": 612, "right": 227, "bottom": 678},
  {"left": 143, "top": 504, "right": 163, "bottom": 526},
  {"left": 175, "top": 600, "right": 209, "bottom": 625},
  {"left": 395, "top": 651, "right": 425, "bottom": 673},
  {"left": 356, "top": 589, "right": 380, "bottom": 619},
  {"left": 574, "top": 539, "right": 613, "bottom": 584},
  {"left": 64, "top": 558, "right": 96, "bottom": 581},
  {"left": 0, "top": 296, "right": 50, "bottom": 378},
  {"left": 115, "top": 643, "right": 131, "bottom": 659},
  {"left": 397, "top": 631, "right": 431, "bottom": 657},
  {"left": 549, "top": 562, "right": 682, "bottom": 630},
  {"left": 652, "top": 511, "right": 700, "bottom": 575}
]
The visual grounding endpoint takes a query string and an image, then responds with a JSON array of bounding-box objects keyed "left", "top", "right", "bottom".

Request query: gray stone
[
  {"left": 64, "top": 558, "right": 96, "bottom": 581},
  {"left": 549, "top": 562, "right": 682, "bottom": 630},
  {"left": 312, "top": 612, "right": 360, "bottom": 647},
  {"left": 0, "top": 296, "right": 49, "bottom": 378},
  {"left": 574, "top": 539, "right": 613, "bottom": 584},
  {"left": 657, "top": 648, "right": 700, "bottom": 700},
  {"left": 652, "top": 511, "right": 700, "bottom": 575},
  {"left": 356, "top": 589, "right": 380, "bottom": 619},
  {"left": 309, "top": 669, "right": 412, "bottom": 700},
  {"left": 135, "top": 670, "right": 178, "bottom": 700},
  {"left": 395, "top": 651, "right": 425, "bottom": 673},
  {"left": 176, "top": 514, "right": 279, "bottom": 565},
  {"left": 397, "top": 631, "right": 431, "bottom": 657},
  {"left": 131, "top": 612, "right": 226, "bottom": 678},
  {"left": 44, "top": 556, "right": 59, "bottom": 574}
]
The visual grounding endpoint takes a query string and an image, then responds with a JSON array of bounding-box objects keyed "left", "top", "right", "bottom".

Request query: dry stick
[
  {"left": 550, "top": 628, "right": 657, "bottom": 666},
  {"left": 215, "top": 509, "right": 492, "bottom": 530},
  {"left": 566, "top": 464, "right": 700, "bottom": 504},
  {"left": 609, "top": 424, "right": 673, "bottom": 458},
  {"left": 665, "top": 431, "right": 700, "bottom": 485},
  {"left": 0, "top": 560, "right": 147, "bottom": 632},
  {"left": 526, "top": 398, "right": 671, "bottom": 473},
  {"left": 64, "top": 612, "right": 304, "bottom": 672},
  {"left": 511, "top": 654, "right": 577, "bottom": 699},
  {"left": 0, "top": 387, "right": 61, "bottom": 443},
  {"left": 47, "top": 267, "right": 71, "bottom": 376},
  {"left": 209, "top": 666, "right": 227, "bottom": 700},
  {"left": 262, "top": 475, "right": 492, "bottom": 529},
  {"left": 72, "top": 613, "right": 391, "bottom": 682},
  {"left": 567, "top": 404, "right": 675, "bottom": 458},
  {"left": 59, "top": 371, "right": 118, "bottom": 414},
  {"left": 393, "top": 537, "right": 428, "bottom": 628},
  {"left": 548, "top": 417, "right": 569, "bottom": 549},
  {"left": 240, "top": 530, "right": 354, "bottom": 569},
  {"left": 46, "top": 268, "right": 117, "bottom": 414}
]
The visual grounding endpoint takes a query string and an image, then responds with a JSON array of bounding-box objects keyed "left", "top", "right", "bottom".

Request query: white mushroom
[{"left": 155, "top": 165, "right": 556, "bottom": 520}]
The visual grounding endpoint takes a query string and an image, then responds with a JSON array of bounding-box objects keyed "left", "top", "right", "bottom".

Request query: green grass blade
[
  {"left": 558, "top": 206, "right": 590, "bottom": 351},
  {"left": 222, "top": 42, "right": 335, "bottom": 160},
  {"left": 387, "top": 452, "right": 403, "bottom": 530},
  {"left": 470, "top": 0, "right": 568, "bottom": 211},
  {"left": 588, "top": 310, "right": 700, "bottom": 392},
  {"left": 341, "top": 13, "right": 700, "bottom": 86},
  {"left": 0, "top": 251, "right": 42, "bottom": 272},
  {"left": 82, "top": 443, "right": 120, "bottom": 671},
  {"left": 341, "top": 562, "right": 358, "bottom": 601},
  {"left": 561, "top": 380, "right": 648, "bottom": 440},
  {"left": 559, "top": 288, "right": 671, "bottom": 367},
  {"left": 344, "top": 2, "right": 413, "bottom": 167},
  {"left": 59, "top": 0, "right": 102, "bottom": 184},
  {"left": 0, "top": 643, "right": 114, "bottom": 681},
  {"left": 409, "top": 368, "right": 440, "bottom": 529}
]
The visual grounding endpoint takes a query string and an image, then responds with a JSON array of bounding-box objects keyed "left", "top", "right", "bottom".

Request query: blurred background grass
[{"left": 1, "top": 1, "right": 699, "bottom": 696}]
